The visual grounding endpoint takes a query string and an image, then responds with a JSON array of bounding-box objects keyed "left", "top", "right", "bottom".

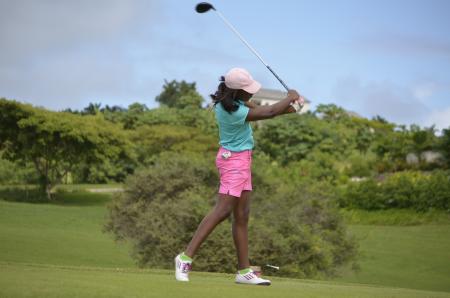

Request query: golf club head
[{"left": 195, "top": 2, "right": 215, "bottom": 13}]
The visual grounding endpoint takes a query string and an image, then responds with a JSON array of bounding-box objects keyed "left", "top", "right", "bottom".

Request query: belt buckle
[{"left": 221, "top": 151, "right": 232, "bottom": 159}]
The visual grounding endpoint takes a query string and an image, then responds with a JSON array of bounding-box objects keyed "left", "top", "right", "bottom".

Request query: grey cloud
[
  {"left": 362, "top": 81, "right": 430, "bottom": 124},
  {"left": 355, "top": 33, "right": 450, "bottom": 59},
  {"left": 1, "top": 46, "right": 161, "bottom": 110},
  {"left": 0, "top": 0, "right": 254, "bottom": 110},
  {"left": 0, "top": 0, "right": 164, "bottom": 110},
  {"left": 0, "top": 0, "right": 161, "bottom": 65},
  {"left": 332, "top": 76, "right": 431, "bottom": 126}
]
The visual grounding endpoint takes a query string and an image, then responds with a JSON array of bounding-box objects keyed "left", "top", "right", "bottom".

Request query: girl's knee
[
  {"left": 214, "top": 205, "right": 233, "bottom": 221},
  {"left": 233, "top": 208, "right": 250, "bottom": 224}
]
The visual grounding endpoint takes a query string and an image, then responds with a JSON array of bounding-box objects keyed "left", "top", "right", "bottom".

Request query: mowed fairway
[
  {"left": 0, "top": 192, "right": 134, "bottom": 268},
  {"left": 337, "top": 225, "right": 450, "bottom": 292},
  {"left": 2, "top": 263, "right": 450, "bottom": 298},
  {"left": 1, "top": 191, "right": 450, "bottom": 298}
]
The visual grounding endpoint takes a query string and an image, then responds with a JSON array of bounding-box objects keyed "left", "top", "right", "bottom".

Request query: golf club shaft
[{"left": 214, "top": 10, "right": 290, "bottom": 92}]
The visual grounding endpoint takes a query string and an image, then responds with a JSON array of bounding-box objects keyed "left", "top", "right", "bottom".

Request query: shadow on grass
[
  {"left": 52, "top": 191, "right": 113, "bottom": 206},
  {"left": 0, "top": 186, "right": 113, "bottom": 206},
  {"left": 0, "top": 187, "right": 48, "bottom": 203}
]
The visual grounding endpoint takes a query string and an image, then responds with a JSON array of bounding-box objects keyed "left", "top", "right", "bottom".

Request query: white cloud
[
  {"left": 425, "top": 107, "right": 450, "bottom": 131},
  {"left": 412, "top": 82, "right": 439, "bottom": 101}
]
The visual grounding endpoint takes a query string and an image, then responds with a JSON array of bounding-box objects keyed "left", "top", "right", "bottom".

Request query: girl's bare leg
[
  {"left": 232, "top": 190, "right": 251, "bottom": 270},
  {"left": 185, "top": 194, "right": 237, "bottom": 258}
]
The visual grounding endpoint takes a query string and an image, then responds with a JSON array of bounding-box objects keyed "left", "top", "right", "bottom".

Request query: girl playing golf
[{"left": 175, "top": 67, "right": 303, "bottom": 285}]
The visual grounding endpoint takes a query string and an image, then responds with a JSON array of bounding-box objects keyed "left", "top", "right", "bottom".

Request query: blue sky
[{"left": 1, "top": 0, "right": 449, "bottom": 130}]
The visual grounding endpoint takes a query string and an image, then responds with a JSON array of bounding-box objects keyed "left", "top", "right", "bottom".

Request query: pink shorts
[{"left": 215, "top": 147, "right": 252, "bottom": 198}]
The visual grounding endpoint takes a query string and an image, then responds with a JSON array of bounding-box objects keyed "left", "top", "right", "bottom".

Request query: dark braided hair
[{"left": 210, "top": 76, "right": 240, "bottom": 113}]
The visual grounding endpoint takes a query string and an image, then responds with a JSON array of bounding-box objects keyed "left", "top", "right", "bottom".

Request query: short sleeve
[{"left": 233, "top": 102, "right": 250, "bottom": 125}]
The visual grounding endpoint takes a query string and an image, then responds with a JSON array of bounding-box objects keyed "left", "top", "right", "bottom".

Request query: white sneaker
[
  {"left": 174, "top": 254, "right": 192, "bottom": 282},
  {"left": 235, "top": 269, "right": 271, "bottom": 286}
]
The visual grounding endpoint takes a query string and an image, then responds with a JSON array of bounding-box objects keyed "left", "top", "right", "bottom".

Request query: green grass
[
  {"left": 341, "top": 209, "right": 450, "bottom": 225},
  {"left": 0, "top": 193, "right": 133, "bottom": 268},
  {"left": 0, "top": 184, "right": 123, "bottom": 203},
  {"left": 1, "top": 262, "right": 449, "bottom": 298},
  {"left": 1, "top": 188, "right": 450, "bottom": 297},
  {"left": 336, "top": 225, "right": 450, "bottom": 292}
]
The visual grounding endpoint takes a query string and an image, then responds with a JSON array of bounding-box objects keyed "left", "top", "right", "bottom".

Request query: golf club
[
  {"left": 266, "top": 264, "right": 280, "bottom": 270},
  {"left": 195, "top": 2, "right": 304, "bottom": 110}
]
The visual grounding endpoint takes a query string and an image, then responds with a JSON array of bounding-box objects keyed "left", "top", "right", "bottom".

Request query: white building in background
[
  {"left": 251, "top": 88, "right": 311, "bottom": 114},
  {"left": 406, "top": 151, "right": 443, "bottom": 165}
]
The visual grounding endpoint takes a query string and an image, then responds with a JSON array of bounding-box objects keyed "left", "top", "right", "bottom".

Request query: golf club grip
[
  {"left": 266, "top": 65, "right": 289, "bottom": 91},
  {"left": 267, "top": 65, "right": 304, "bottom": 111}
]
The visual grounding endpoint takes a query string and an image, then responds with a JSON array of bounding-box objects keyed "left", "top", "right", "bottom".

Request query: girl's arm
[
  {"left": 246, "top": 100, "right": 297, "bottom": 114},
  {"left": 244, "top": 100, "right": 259, "bottom": 109},
  {"left": 245, "top": 90, "right": 300, "bottom": 121},
  {"left": 245, "top": 100, "right": 295, "bottom": 114}
]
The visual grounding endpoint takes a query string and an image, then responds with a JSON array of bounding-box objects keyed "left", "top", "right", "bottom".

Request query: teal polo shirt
[{"left": 214, "top": 100, "right": 254, "bottom": 152}]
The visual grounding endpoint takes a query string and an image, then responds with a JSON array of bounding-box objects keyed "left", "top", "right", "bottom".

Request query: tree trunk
[
  {"left": 34, "top": 158, "right": 53, "bottom": 201},
  {"left": 38, "top": 175, "right": 52, "bottom": 200},
  {"left": 45, "top": 183, "right": 53, "bottom": 200}
]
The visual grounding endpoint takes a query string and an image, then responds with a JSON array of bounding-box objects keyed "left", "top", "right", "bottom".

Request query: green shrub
[
  {"left": 0, "top": 186, "right": 48, "bottom": 203},
  {"left": 344, "top": 154, "right": 375, "bottom": 178},
  {"left": 104, "top": 153, "right": 357, "bottom": 278},
  {"left": 338, "top": 171, "right": 450, "bottom": 211},
  {"left": 0, "top": 157, "right": 38, "bottom": 185}
]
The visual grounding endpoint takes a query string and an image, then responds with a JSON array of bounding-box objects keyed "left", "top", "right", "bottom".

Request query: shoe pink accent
[
  {"left": 235, "top": 269, "right": 271, "bottom": 285},
  {"left": 175, "top": 254, "right": 192, "bottom": 282}
]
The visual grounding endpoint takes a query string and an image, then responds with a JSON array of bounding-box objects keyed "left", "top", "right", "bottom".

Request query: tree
[
  {"left": 256, "top": 114, "right": 321, "bottom": 165},
  {"left": 122, "top": 102, "right": 149, "bottom": 129},
  {"left": 409, "top": 125, "right": 437, "bottom": 162},
  {"left": 155, "top": 80, "right": 204, "bottom": 108},
  {"left": 0, "top": 99, "right": 131, "bottom": 199},
  {"left": 101, "top": 105, "right": 127, "bottom": 124},
  {"left": 372, "top": 115, "right": 389, "bottom": 124},
  {"left": 440, "top": 127, "right": 450, "bottom": 168},
  {"left": 130, "top": 124, "right": 217, "bottom": 165},
  {"left": 102, "top": 105, "right": 126, "bottom": 113},
  {"left": 82, "top": 102, "right": 102, "bottom": 115},
  {"left": 256, "top": 112, "right": 353, "bottom": 166},
  {"left": 372, "top": 128, "right": 412, "bottom": 171},
  {"left": 314, "top": 104, "right": 349, "bottom": 121},
  {"left": 174, "top": 90, "right": 204, "bottom": 109},
  {"left": 137, "top": 106, "right": 217, "bottom": 134},
  {"left": 355, "top": 126, "right": 373, "bottom": 155}
]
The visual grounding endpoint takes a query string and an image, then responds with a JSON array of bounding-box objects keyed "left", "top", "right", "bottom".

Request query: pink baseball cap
[{"left": 224, "top": 67, "right": 262, "bottom": 94}]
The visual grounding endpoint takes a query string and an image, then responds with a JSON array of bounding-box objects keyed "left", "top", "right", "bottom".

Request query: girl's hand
[
  {"left": 291, "top": 95, "right": 305, "bottom": 113},
  {"left": 296, "top": 95, "right": 305, "bottom": 106},
  {"left": 287, "top": 90, "right": 300, "bottom": 103}
]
